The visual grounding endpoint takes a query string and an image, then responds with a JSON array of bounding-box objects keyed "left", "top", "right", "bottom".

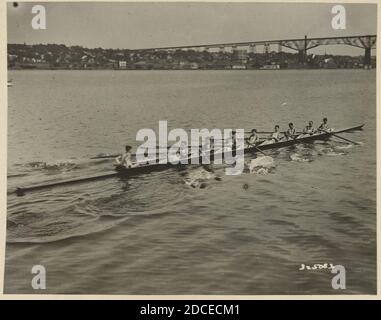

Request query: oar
[
  {"left": 91, "top": 143, "right": 212, "bottom": 160},
  {"left": 90, "top": 154, "right": 120, "bottom": 159},
  {"left": 90, "top": 145, "right": 175, "bottom": 159},
  {"left": 253, "top": 145, "right": 267, "bottom": 156},
  {"left": 246, "top": 140, "right": 267, "bottom": 156},
  {"left": 244, "top": 130, "right": 303, "bottom": 135},
  {"left": 324, "top": 130, "right": 360, "bottom": 145}
]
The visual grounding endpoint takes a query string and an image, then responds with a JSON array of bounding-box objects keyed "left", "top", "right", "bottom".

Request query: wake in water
[
  {"left": 19, "top": 155, "right": 114, "bottom": 173},
  {"left": 317, "top": 145, "right": 348, "bottom": 157},
  {"left": 21, "top": 160, "right": 83, "bottom": 174},
  {"left": 6, "top": 138, "right": 364, "bottom": 244},
  {"left": 288, "top": 144, "right": 319, "bottom": 162},
  {"left": 248, "top": 156, "right": 276, "bottom": 174},
  {"left": 334, "top": 144, "right": 354, "bottom": 150},
  {"left": 290, "top": 153, "right": 313, "bottom": 162},
  {"left": 325, "top": 149, "right": 346, "bottom": 156},
  {"left": 7, "top": 212, "right": 130, "bottom": 244},
  {"left": 183, "top": 166, "right": 222, "bottom": 188},
  {"left": 288, "top": 140, "right": 357, "bottom": 162},
  {"left": 8, "top": 156, "right": 115, "bottom": 182},
  {"left": 7, "top": 175, "right": 185, "bottom": 243}
]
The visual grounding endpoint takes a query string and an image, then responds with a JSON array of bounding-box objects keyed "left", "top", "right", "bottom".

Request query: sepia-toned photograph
[{"left": 4, "top": 1, "right": 377, "bottom": 295}]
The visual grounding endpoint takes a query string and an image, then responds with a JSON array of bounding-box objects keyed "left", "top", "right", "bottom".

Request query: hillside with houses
[{"left": 8, "top": 43, "right": 376, "bottom": 70}]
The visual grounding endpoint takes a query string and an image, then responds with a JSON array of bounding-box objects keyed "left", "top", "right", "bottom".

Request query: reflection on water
[{"left": 6, "top": 70, "right": 376, "bottom": 294}]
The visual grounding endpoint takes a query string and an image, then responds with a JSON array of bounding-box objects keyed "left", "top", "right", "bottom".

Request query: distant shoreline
[
  {"left": 7, "top": 67, "right": 375, "bottom": 71},
  {"left": 8, "top": 43, "right": 376, "bottom": 71}
]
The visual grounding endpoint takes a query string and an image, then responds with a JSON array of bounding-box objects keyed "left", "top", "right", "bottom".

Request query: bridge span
[{"left": 132, "top": 34, "right": 377, "bottom": 67}]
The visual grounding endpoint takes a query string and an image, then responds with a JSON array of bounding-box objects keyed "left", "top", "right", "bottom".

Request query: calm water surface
[{"left": 5, "top": 70, "right": 376, "bottom": 294}]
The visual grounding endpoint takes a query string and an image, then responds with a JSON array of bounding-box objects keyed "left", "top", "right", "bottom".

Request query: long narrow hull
[
  {"left": 116, "top": 124, "right": 364, "bottom": 176},
  {"left": 245, "top": 124, "right": 364, "bottom": 153},
  {"left": 11, "top": 124, "right": 364, "bottom": 195}
]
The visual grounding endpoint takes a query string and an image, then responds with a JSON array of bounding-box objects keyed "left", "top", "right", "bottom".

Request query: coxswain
[{"left": 115, "top": 145, "right": 133, "bottom": 169}]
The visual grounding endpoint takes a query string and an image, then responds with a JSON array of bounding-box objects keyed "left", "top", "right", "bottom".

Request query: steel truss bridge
[{"left": 133, "top": 34, "right": 377, "bottom": 66}]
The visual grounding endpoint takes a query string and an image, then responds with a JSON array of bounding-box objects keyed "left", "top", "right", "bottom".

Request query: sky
[{"left": 7, "top": 2, "right": 378, "bottom": 55}]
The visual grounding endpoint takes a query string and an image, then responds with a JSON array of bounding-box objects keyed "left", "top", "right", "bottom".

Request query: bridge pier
[
  {"left": 298, "top": 49, "right": 305, "bottom": 64},
  {"left": 297, "top": 35, "right": 308, "bottom": 64},
  {"left": 264, "top": 44, "right": 270, "bottom": 57},
  {"left": 364, "top": 47, "right": 371, "bottom": 68}
]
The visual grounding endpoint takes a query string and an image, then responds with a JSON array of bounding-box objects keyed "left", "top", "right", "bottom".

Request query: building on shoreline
[{"left": 7, "top": 43, "right": 376, "bottom": 70}]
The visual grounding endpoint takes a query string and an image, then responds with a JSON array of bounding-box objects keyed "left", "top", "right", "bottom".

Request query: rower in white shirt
[
  {"left": 285, "top": 122, "right": 297, "bottom": 140},
  {"left": 318, "top": 117, "right": 330, "bottom": 132},
  {"left": 247, "top": 129, "right": 260, "bottom": 147},
  {"left": 260, "top": 125, "right": 283, "bottom": 145},
  {"left": 302, "top": 121, "right": 315, "bottom": 135},
  {"left": 270, "top": 125, "right": 282, "bottom": 142}
]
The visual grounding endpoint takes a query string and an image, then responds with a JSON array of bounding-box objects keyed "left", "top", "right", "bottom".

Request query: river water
[{"left": 5, "top": 69, "right": 376, "bottom": 294}]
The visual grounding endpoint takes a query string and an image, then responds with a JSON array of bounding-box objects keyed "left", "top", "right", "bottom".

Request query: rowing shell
[
  {"left": 10, "top": 124, "right": 364, "bottom": 196},
  {"left": 244, "top": 124, "right": 364, "bottom": 153}
]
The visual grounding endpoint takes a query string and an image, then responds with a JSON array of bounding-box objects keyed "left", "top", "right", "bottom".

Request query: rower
[
  {"left": 169, "top": 141, "right": 189, "bottom": 163},
  {"left": 285, "top": 122, "right": 296, "bottom": 140},
  {"left": 318, "top": 117, "right": 329, "bottom": 132},
  {"left": 270, "top": 125, "right": 282, "bottom": 142},
  {"left": 115, "top": 145, "right": 133, "bottom": 168},
  {"left": 200, "top": 136, "right": 212, "bottom": 155},
  {"left": 209, "top": 137, "right": 215, "bottom": 151},
  {"left": 168, "top": 149, "right": 181, "bottom": 163},
  {"left": 202, "top": 136, "right": 216, "bottom": 156},
  {"left": 179, "top": 141, "right": 189, "bottom": 159},
  {"left": 224, "top": 131, "right": 234, "bottom": 149},
  {"left": 247, "top": 129, "right": 259, "bottom": 147},
  {"left": 303, "top": 121, "right": 315, "bottom": 135},
  {"left": 259, "top": 125, "right": 282, "bottom": 145},
  {"left": 231, "top": 130, "right": 237, "bottom": 157}
]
